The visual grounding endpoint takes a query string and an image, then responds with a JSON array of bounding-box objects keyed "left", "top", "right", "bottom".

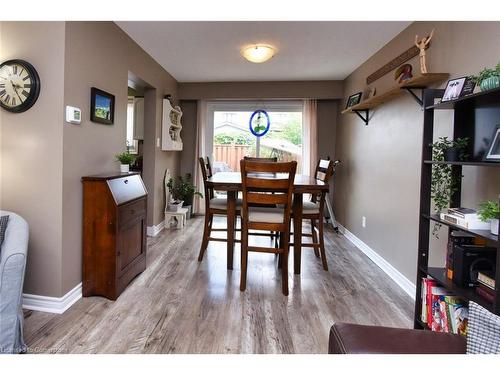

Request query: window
[
  {"left": 207, "top": 101, "right": 304, "bottom": 173},
  {"left": 126, "top": 96, "right": 139, "bottom": 154}
]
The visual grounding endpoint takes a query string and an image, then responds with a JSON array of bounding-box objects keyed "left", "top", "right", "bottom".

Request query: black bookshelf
[{"left": 414, "top": 88, "right": 500, "bottom": 330}]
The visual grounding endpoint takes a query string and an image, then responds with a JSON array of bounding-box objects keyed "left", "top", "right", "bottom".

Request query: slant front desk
[{"left": 82, "top": 172, "right": 148, "bottom": 300}]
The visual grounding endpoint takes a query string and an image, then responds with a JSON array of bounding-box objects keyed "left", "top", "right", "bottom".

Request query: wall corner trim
[
  {"left": 337, "top": 224, "right": 416, "bottom": 300},
  {"left": 22, "top": 282, "right": 82, "bottom": 314},
  {"left": 147, "top": 220, "right": 165, "bottom": 237}
]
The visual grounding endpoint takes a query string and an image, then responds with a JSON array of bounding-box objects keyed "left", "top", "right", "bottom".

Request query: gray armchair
[{"left": 0, "top": 210, "right": 29, "bottom": 354}]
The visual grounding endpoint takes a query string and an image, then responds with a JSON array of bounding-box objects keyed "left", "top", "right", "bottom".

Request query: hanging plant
[{"left": 429, "top": 137, "right": 468, "bottom": 237}]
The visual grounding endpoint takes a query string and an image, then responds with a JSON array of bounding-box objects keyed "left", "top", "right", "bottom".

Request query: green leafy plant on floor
[
  {"left": 167, "top": 173, "right": 203, "bottom": 206},
  {"left": 115, "top": 151, "right": 135, "bottom": 165},
  {"left": 477, "top": 200, "right": 500, "bottom": 222}
]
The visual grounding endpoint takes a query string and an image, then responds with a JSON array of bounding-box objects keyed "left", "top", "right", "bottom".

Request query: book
[
  {"left": 440, "top": 212, "right": 490, "bottom": 230},
  {"left": 477, "top": 271, "right": 496, "bottom": 290},
  {"left": 430, "top": 286, "right": 453, "bottom": 332},
  {"left": 448, "top": 207, "right": 477, "bottom": 218},
  {"left": 444, "top": 296, "right": 465, "bottom": 334},
  {"left": 439, "top": 297, "right": 449, "bottom": 333},
  {"left": 421, "top": 278, "right": 435, "bottom": 323},
  {"left": 425, "top": 279, "right": 437, "bottom": 328},
  {"left": 446, "top": 230, "right": 475, "bottom": 279},
  {"left": 476, "top": 285, "right": 495, "bottom": 304}
]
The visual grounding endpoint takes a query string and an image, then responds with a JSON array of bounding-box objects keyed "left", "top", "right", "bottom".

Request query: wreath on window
[{"left": 249, "top": 109, "right": 270, "bottom": 137}]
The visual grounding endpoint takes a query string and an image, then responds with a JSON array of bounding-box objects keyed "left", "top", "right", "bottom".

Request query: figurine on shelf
[
  {"left": 394, "top": 64, "right": 413, "bottom": 83},
  {"left": 414, "top": 29, "right": 434, "bottom": 74}
]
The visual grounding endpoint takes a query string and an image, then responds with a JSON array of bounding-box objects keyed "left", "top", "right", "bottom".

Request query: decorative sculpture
[{"left": 415, "top": 29, "right": 434, "bottom": 74}]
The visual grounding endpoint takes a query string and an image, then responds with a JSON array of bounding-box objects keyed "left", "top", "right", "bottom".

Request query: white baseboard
[
  {"left": 337, "top": 224, "right": 416, "bottom": 300},
  {"left": 147, "top": 220, "right": 165, "bottom": 237},
  {"left": 23, "top": 282, "right": 82, "bottom": 314}
]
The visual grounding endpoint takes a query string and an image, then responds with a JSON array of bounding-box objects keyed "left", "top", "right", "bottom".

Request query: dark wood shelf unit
[
  {"left": 423, "top": 160, "right": 500, "bottom": 168},
  {"left": 422, "top": 214, "right": 499, "bottom": 244},
  {"left": 425, "top": 86, "right": 500, "bottom": 110},
  {"left": 414, "top": 88, "right": 500, "bottom": 330}
]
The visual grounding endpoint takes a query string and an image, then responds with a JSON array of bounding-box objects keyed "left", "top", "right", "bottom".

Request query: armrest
[{"left": 329, "top": 323, "right": 466, "bottom": 354}]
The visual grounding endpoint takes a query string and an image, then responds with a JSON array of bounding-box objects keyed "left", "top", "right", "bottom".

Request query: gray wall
[
  {"left": 0, "top": 21, "right": 180, "bottom": 297},
  {"left": 334, "top": 21, "right": 500, "bottom": 283},
  {"left": 0, "top": 22, "right": 66, "bottom": 296}
]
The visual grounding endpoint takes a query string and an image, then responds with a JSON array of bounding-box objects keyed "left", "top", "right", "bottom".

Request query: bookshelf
[{"left": 414, "top": 87, "right": 500, "bottom": 330}]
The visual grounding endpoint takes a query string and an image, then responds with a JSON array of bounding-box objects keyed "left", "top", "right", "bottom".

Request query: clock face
[{"left": 0, "top": 59, "right": 40, "bottom": 113}]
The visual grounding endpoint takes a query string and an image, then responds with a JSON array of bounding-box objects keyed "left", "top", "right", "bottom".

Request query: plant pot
[
  {"left": 443, "top": 147, "right": 459, "bottom": 162},
  {"left": 120, "top": 164, "right": 130, "bottom": 173},
  {"left": 480, "top": 76, "right": 500, "bottom": 92},
  {"left": 183, "top": 204, "right": 192, "bottom": 219},
  {"left": 491, "top": 218, "right": 499, "bottom": 236},
  {"left": 167, "top": 201, "right": 184, "bottom": 212}
]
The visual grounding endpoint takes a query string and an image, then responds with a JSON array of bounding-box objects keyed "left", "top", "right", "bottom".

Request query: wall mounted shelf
[{"left": 341, "top": 73, "right": 449, "bottom": 125}]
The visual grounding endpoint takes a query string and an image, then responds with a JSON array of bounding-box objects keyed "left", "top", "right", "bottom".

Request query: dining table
[{"left": 206, "top": 171, "right": 329, "bottom": 274}]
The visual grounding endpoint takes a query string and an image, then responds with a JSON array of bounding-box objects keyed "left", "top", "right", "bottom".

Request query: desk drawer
[{"left": 118, "top": 198, "right": 146, "bottom": 226}]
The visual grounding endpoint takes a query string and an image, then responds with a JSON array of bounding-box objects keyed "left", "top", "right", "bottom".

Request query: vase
[
  {"left": 491, "top": 218, "right": 499, "bottom": 236},
  {"left": 120, "top": 164, "right": 129, "bottom": 173},
  {"left": 443, "top": 147, "right": 459, "bottom": 162},
  {"left": 480, "top": 76, "right": 500, "bottom": 91}
]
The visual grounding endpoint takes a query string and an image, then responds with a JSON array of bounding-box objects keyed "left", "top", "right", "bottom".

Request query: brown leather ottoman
[{"left": 329, "top": 323, "right": 466, "bottom": 354}]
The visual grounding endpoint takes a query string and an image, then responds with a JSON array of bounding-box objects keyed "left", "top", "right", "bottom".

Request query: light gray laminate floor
[{"left": 23, "top": 216, "right": 413, "bottom": 354}]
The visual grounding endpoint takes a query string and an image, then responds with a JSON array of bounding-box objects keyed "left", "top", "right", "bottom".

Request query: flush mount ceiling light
[{"left": 241, "top": 44, "right": 276, "bottom": 63}]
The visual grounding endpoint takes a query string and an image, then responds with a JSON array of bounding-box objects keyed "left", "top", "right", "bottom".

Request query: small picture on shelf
[
  {"left": 460, "top": 76, "right": 476, "bottom": 96},
  {"left": 441, "top": 77, "right": 467, "bottom": 102},
  {"left": 345, "top": 92, "right": 362, "bottom": 109},
  {"left": 484, "top": 125, "right": 500, "bottom": 162}
]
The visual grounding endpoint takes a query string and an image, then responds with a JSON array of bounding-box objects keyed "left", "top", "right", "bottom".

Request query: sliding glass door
[{"left": 207, "top": 101, "right": 304, "bottom": 172}]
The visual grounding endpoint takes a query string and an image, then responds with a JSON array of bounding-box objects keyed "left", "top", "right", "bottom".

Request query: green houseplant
[
  {"left": 472, "top": 63, "right": 500, "bottom": 91},
  {"left": 478, "top": 200, "right": 500, "bottom": 235},
  {"left": 115, "top": 151, "right": 136, "bottom": 173},
  {"left": 167, "top": 174, "right": 202, "bottom": 216},
  {"left": 429, "top": 137, "right": 468, "bottom": 237}
]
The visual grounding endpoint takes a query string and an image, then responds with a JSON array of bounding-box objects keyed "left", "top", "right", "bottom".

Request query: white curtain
[
  {"left": 303, "top": 99, "right": 318, "bottom": 176},
  {"left": 193, "top": 100, "right": 208, "bottom": 214}
]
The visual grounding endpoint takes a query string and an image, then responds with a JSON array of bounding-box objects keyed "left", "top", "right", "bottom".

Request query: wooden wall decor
[{"left": 366, "top": 38, "right": 431, "bottom": 85}]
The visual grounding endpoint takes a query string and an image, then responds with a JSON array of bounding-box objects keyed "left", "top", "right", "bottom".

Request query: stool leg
[
  {"left": 198, "top": 213, "right": 211, "bottom": 261},
  {"left": 281, "top": 232, "right": 289, "bottom": 296},
  {"left": 318, "top": 216, "right": 328, "bottom": 271},
  {"left": 240, "top": 221, "right": 248, "bottom": 292},
  {"left": 311, "top": 219, "right": 320, "bottom": 258}
]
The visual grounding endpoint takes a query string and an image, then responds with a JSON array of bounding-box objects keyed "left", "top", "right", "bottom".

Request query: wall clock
[{"left": 0, "top": 59, "right": 41, "bottom": 113}]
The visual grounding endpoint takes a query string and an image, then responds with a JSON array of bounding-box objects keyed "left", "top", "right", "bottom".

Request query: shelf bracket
[
  {"left": 353, "top": 109, "right": 369, "bottom": 125},
  {"left": 403, "top": 87, "right": 425, "bottom": 107}
]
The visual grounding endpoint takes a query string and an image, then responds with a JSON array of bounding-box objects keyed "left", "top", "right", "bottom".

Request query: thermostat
[{"left": 66, "top": 106, "right": 82, "bottom": 124}]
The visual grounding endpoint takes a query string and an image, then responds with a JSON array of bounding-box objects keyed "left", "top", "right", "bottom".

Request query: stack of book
[
  {"left": 421, "top": 278, "right": 468, "bottom": 336},
  {"left": 476, "top": 271, "right": 496, "bottom": 303},
  {"left": 440, "top": 207, "right": 490, "bottom": 230}
]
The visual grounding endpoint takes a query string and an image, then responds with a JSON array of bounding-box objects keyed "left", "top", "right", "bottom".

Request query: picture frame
[
  {"left": 346, "top": 92, "right": 362, "bottom": 109},
  {"left": 460, "top": 76, "right": 476, "bottom": 97},
  {"left": 484, "top": 125, "right": 500, "bottom": 162},
  {"left": 441, "top": 77, "right": 467, "bottom": 102},
  {"left": 90, "top": 87, "right": 115, "bottom": 125}
]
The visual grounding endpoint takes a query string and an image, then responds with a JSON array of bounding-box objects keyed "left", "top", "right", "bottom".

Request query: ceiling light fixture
[{"left": 241, "top": 44, "right": 276, "bottom": 63}]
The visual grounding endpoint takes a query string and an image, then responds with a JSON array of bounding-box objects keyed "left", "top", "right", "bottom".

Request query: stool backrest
[
  {"left": 240, "top": 160, "right": 296, "bottom": 229},
  {"left": 243, "top": 156, "right": 278, "bottom": 162},
  {"left": 199, "top": 156, "right": 214, "bottom": 202}
]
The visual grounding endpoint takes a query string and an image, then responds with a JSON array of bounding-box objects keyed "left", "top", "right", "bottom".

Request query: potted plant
[
  {"left": 478, "top": 200, "right": 500, "bottom": 235},
  {"left": 115, "top": 151, "right": 135, "bottom": 173},
  {"left": 430, "top": 136, "right": 469, "bottom": 162},
  {"left": 472, "top": 63, "right": 500, "bottom": 91},
  {"left": 166, "top": 174, "right": 202, "bottom": 216}
]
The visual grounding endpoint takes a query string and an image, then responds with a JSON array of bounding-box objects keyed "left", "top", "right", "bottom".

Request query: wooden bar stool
[
  {"left": 197, "top": 156, "right": 242, "bottom": 262},
  {"left": 291, "top": 158, "right": 334, "bottom": 271},
  {"left": 240, "top": 160, "right": 296, "bottom": 295}
]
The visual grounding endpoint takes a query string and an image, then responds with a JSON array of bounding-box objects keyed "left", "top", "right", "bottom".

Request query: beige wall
[
  {"left": 0, "top": 22, "right": 66, "bottom": 296},
  {"left": 61, "top": 22, "right": 179, "bottom": 295},
  {"left": 334, "top": 21, "right": 500, "bottom": 284},
  {"left": 178, "top": 80, "right": 343, "bottom": 100}
]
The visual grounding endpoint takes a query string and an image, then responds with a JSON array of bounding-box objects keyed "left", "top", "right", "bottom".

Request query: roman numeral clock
[{"left": 0, "top": 59, "right": 40, "bottom": 113}]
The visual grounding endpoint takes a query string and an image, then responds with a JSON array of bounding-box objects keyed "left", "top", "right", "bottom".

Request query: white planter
[
  {"left": 120, "top": 164, "right": 130, "bottom": 173},
  {"left": 491, "top": 218, "right": 499, "bottom": 235}
]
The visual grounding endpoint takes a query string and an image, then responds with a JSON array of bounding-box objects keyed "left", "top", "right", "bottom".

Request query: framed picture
[
  {"left": 484, "top": 125, "right": 500, "bottom": 162},
  {"left": 346, "top": 92, "right": 362, "bottom": 109},
  {"left": 90, "top": 87, "right": 115, "bottom": 125},
  {"left": 441, "top": 77, "right": 467, "bottom": 102},
  {"left": 460, "top": 76, "right": 476, "bottom": 96}
]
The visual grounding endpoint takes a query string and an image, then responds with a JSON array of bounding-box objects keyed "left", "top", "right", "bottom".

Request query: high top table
[{"left": 206, "top": 172, "right": 329, "bottom": 274}]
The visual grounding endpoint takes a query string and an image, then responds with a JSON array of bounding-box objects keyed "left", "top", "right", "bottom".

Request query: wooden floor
[{"left": 24, "top": 216, "right": 413, "bottom": 354}]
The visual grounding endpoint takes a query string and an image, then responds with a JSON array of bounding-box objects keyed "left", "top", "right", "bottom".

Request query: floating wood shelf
[{"left": 341, "top": 73, "right": 450, "bottom": 123}]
